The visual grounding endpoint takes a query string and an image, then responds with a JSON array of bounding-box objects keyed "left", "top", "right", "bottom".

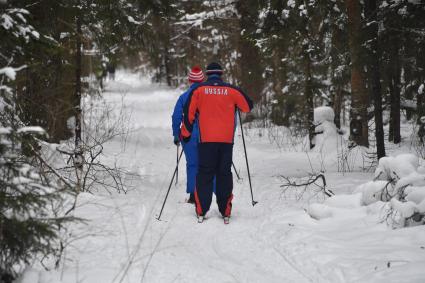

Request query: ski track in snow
[{"left": 27, "top": 71, "right": 425, "bottom": 283}]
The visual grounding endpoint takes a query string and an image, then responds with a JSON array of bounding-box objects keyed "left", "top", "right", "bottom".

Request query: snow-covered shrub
[
  {"left": 308, "top": 154, "right": 425, "bottom": 227},
  {"left": 357, "top": 154, "right": 425, "bottom": 226},
  {"left": 374, "top": 153, "right": 418, "bottom": 181},
  {"left": 355, "top": 180, "right": 389, "bottom": 204}
]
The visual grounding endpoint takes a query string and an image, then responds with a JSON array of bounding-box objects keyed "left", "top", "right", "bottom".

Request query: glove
[
  {"left": 173, "top": 135, "right": 180, "bottom": 146},
  {"left": 182, "top": 135, "right": 191, "bottom": 143},
  {"left": 180, "top": 132, "right": 191, "bottom": 143}
]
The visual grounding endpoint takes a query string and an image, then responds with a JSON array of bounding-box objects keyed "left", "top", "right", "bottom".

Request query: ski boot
[{"left": 223, "top": 216, "right": 230, "bottom": 225}]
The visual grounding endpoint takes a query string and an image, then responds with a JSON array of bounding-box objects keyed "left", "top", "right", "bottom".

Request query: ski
[
  {"left": 223, "top": 216, "right": 230, "bottom": 225},
  {"left": 197, "top": 215, "right": 204, "bottom": 223}
]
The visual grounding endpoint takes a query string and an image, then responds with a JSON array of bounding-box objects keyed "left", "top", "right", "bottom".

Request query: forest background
[{"left": 1, "top": 0, "right": 425, "bottom": 281}]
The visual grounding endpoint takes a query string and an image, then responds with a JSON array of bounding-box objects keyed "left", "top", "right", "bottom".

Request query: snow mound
[
  {"left": 312, "top": 106, "right": 338, "bottom": 154},
  {"left": 308, "top": 193, "right": 363, "bottom": 220},
  {"left": 310, "top": 153, "right": 425, "bottom": 226},
  {"left": 308, "top": 203, "right": 334, "bottom": 219},
  {"left": 405, "top": 186, "right": 425, "bottom": 205},
  {"left": 357, "top": 154, "right": 425, "bottom": 226},
  {"left": 374, "top": 154, "right": 418, "bottom": 181},
  {"left": 390, "top": 198, "right": 417, "bottom": 218},
  {"left": 395, "top": 171, "right": 425, "bottom": 190},
  {"left": 314, "top": 106, "right": 335, "bottom": 124},
  {"left": 324, "top": 192, "right": 362, "bottom": 208},
  {"left": 355, "top": 180, "right": 389, "bottom": 204}
]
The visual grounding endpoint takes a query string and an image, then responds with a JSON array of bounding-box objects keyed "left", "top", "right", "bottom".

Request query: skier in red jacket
[{"left": 181, "top": 62, "right": 253, "bottom": 223}]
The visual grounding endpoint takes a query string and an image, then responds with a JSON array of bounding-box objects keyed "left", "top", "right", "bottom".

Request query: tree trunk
[
  {"left": 345, "top": 0, "right": 369, "bottom": 147},
  {"left": 365, "top": 0, "right": 385, "bottom": 158},
  {"left": 330, "top": 21, "right": 343, "bottom": 129},
  {"left": 304, "top": 44, "right": 315, "bottom": 149},
  {"left": 333, "top": 87, "right": 343, "bottom": 129},
  {"left": 388, "top": 51, "right": 401, "bottom": 144},
  {"left": 164, "top": 51, "right": 172, "bottom": 86},
  {"left": 74, "top": 9, "right": 83, "bottom": 172}
]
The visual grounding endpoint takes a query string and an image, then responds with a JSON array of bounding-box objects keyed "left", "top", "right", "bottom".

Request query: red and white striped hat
[{"left": 188, "top": 66, "right": 204, "bottom": 83}]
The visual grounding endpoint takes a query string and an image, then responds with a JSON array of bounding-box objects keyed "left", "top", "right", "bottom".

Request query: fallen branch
[{"left": 280, "top": 173, "right": 334, "bottom": 197}]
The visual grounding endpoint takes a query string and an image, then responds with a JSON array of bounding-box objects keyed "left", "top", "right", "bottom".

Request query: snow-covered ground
[{"left": 21, "top": 71, "right": 425, "bottom": 283}]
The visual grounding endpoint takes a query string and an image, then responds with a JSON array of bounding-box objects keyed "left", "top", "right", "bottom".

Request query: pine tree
[
  {"left": 365, "top": 0, "right": 385, "bottom": 158},
  {"left": 1, "top": 4, "right": 75, "bottom": 280},
  {"left": 345, "top": 0, "right": 369, "bottom": 147}
]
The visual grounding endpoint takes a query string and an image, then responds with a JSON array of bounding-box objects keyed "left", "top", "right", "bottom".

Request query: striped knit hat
[{"left": 188, "top": 66, "right": 204, "bottom": 83}]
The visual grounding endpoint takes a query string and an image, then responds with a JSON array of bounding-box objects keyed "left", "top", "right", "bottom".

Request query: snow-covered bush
[
  {"left": 308, "top": 154, "right": 425, "bottom": 227},
  {"left": 356, "top": 155, "right": 424, "bottom": 226},
  {"left": 374, "top": 153, "right": 419, "bottom": 181}
]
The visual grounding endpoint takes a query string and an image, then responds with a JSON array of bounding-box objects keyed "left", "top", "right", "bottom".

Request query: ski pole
[
  {"left": 175, "top": 144, "right": 179, "bottom": 186},
  {"left": 237, "top": 109, "right": 258, "bottom": 206},
  {"left": 232, "top": 161, "right": 241, "bottom": 181},
  {"left": 157, "top": 148, "right": 184, "bottom": 221}
]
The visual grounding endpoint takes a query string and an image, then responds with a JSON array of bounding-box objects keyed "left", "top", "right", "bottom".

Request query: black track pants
[{"left": 195, "top": 143, "right": 233, "bottom": 217}]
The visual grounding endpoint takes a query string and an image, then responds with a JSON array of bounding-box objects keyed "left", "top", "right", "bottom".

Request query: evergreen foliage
[
  {"left": 0, "top": 123, "right": 74, "bottom": 281},
  {"left": 1, "top": 3, "right": 75, "bottom": 280},
  {"left": 1, "top": 0, "right": 425, "bottom": 279}
]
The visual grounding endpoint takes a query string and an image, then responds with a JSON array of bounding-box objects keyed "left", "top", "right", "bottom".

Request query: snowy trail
[
  {"left": 100, "top": 72, "right": 315, "bottom": 283},
  {"left": 29, "top": 71, "right": 425, "bottom": 283}
]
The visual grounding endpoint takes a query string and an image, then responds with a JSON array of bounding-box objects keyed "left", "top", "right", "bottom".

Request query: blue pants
[
  {"left": 195, "top": 143, "right": 233, "bottom": 217},
  {"left": 182, "top": 139, "right": 198, "bottom": 194}
]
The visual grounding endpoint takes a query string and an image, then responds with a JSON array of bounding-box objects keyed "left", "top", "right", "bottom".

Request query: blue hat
[{"left": 206, "top": 62, "right": 223, "bottom": 76}]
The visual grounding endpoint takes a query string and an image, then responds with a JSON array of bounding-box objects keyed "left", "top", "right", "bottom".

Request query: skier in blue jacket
[{"left": 172, "top": 66, "right": 204, "bottom": 203}]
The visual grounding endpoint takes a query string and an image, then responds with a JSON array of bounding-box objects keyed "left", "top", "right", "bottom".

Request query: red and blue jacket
[{"left": 181, "top": 75, "right": 253, "bottom": 143}]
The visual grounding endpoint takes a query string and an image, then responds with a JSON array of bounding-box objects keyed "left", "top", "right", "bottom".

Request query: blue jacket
[{"left": 172, "top": 83, "right": 200, "bottom": 142}]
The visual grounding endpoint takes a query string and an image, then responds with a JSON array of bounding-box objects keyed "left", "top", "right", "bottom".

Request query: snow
[
  {"left": 0, "top": 66, "right": 17, "bottom": 80},
  {"left": 314, "top": 106, "right": 335, "bottom": 124},
  {"left": 324, "top": 192, "right": 363, "bottom": 208},
  {"left": 30, "top": 29, "right": 39, "bottom": 39},
  {"left": 1, "top": 13, "right": 14, "bottom": 29},
  {"left": 397, "top": 6, "right": 408, "bottom": 16},
  {"left": 374, "top": 154, "right": 418, "bottom": 181},
  {"left": 312, "top": 106, "right": 339, "bottom": 156},
  {"left": 350, "top": 153, "right": 425, "bottom": 226},
  {"left": 391, "top": 198, "right": 417, "bottom": 218},
  {"left": 406, "top": 187, "right": 425, "bottom": 205},
  {"left": 287, "top": 0, "right": 296, "bottom": 9},
  {"left": 22, "top": 71, "right": 425, "bottom": 283},
  {"left": 17, "top": 126, "right": 45, "bottom": 134},
  {"left": 355, "top": 180, "right": 389, "bottom": 205},
  {"left": 127, "top": 15, "right": 143, "bottom": 25},
  {"left": 402, "top": 99, "right": 417, "bottom": 110},
  {"left": 380, "top": 0, "right": 389, "bottom": 8},
  {"left": 0, "top": 127, "right": 11, "bottom": 134},
  {"left": 419, "top": 84, "right": 424, "bottom": 95},
  {"left": 0, "top": 65, "right": 26, "bottom": 80},
  {"left": 298, "top": 5, "right": 308, "bottom": 16}
]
